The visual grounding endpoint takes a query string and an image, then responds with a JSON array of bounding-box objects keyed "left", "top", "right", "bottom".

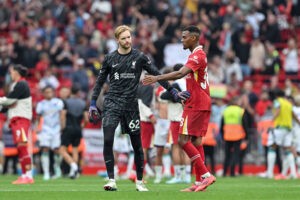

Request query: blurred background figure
[{"left": 36, "top": 86, "right": 64, "bottom": 180}]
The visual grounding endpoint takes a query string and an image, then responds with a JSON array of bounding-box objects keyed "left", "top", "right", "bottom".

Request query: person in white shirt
[
  {"left": 36, "top": 86, "right": 64, "bottom": 180},
  {"left": 283, "top": 38, "right": 299, "bottom": 75}
]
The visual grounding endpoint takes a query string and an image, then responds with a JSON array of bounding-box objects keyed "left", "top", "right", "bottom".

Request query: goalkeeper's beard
[{"left": 119, "top": 42, "right": 131, "bottom": 50}]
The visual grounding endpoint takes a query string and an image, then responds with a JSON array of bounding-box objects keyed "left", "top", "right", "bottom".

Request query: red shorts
[
  {"left": 141, "top": 122, "right": 154, "bottom": 149},
  {"left": 10, "top": 117, "right": 31, "bottom": 144},
  {"left": 179, "top": 110, "right": 210, "bottom": 137},
  {"left": 169, "top": 122, "right": 180, "bottom": 144}
]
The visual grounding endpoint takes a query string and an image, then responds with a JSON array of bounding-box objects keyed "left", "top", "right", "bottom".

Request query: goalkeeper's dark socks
[{"left": 103, "top": 126, "right": 117, "bottom": 179}]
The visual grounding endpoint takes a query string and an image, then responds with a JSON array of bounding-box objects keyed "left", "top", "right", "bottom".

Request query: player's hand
[
  {"left": 143, "top": 75, "right": 158, "bottom": 85},
  {"left": 170, "top": 88, "right": 190, "bottom": 102},
  {"left": 150, "top": 115, "right": 157, "bottom": 124},
  {"left": 88, "top": 100, "right": 101, "bottom": 125}
]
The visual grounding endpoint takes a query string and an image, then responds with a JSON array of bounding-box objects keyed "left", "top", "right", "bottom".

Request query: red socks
[
  {"left": 17, "top": 145, "right": 31, "bottom": 173},
  {"left": 182, "top": 142, "right": 208, "bottom": 178},
  {"left": 195, "top": 145, "right": 205, "bottom": 182},
  {"left": 196, "top": 145, "right": 205, "bottom": 163}
]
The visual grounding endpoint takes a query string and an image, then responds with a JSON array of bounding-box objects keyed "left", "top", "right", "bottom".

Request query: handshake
[{"left": 169, "top": 88, "right": 190, "bottom": 103}]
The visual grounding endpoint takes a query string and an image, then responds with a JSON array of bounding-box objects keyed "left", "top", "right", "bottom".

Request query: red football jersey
[{"left": 184, "top": 46, "right": 211, "bottom": 111}]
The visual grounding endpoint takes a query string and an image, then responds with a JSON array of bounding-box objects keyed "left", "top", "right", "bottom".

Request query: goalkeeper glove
[
  {"left": 169, "top": 88, "right": 191, "bottom": 102},
  {"left": 88, "top": 100, "right": 101, "bottom": 125}
]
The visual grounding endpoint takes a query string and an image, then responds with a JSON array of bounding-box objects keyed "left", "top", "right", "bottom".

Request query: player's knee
[{"left": 178, "top": 135, "right": 189, "bottom": 147}]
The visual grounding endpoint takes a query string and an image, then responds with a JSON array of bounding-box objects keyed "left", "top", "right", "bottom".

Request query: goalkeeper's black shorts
[{"left": 102, "top": 108, "right": 141, "bottom": 135}]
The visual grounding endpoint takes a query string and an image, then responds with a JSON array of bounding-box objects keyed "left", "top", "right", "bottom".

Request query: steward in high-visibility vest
[
  {"left": 220, "top": 96, "right": 249, "bottom": 177},
  {"left": 222, "top": 106, "right": 246, "bottom": 142}
]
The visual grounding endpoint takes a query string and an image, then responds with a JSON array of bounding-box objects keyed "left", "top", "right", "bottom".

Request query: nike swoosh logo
[{"left": 112, "top": 64, "right": 118, "bottom": 67}]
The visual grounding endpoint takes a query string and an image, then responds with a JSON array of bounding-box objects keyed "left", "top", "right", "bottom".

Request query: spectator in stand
[
  {"left": 208, "top": 60, "right": 224, "bottom": 85},
  {"left": 218, "top": 22, "right": 232, "bottom": 56},
  {"left": 242, "top": 80, "right": 258, "bottom": 109},
  {"left": 0, "top": 50, "right": 11, "bottom": 85},
  {"left": 51, "top": 0, "right": 68, "bottom": 25},
  {"left": 35, "top": 52, "right": 50, "bottom": 79},
  {"left": 223, "top": 4, "right": 238, "bottom": 32},
  {"left": 55, "top": 41, "right": 74, "bottom": 69},
  {"left": 260, "top": 13, "right": 280, "bottom": 43},
  {"left": 106, "top": 29, "right": 118, "bottom": 53},
  {"left": 86, "top": 39, "right": 100, "bottom": 69},
  {"left": 283, "top": 38, "right": 299, "bottom": 76},
  {"left": 83, "top": 17, "right": 96, "bottom": 38},
  {"left": 20, "top": 37, "right": 39, "bottom": 69},
  {"left": 236, "top": 34, "right": 251, "bottom": 77},
  {"left": 248, "top": 36, "right": 265, "bottom": 73},
  {"left": 262, "top": 41, "right": 281, "bottom": 75},
  {"left": 284, "top": 79, "right": 298, "bottom": 98},
  {"left": 268, "top": 76, "right": 279, "bottom": 101},
  {"left": 74, "top": 36, "right": 89, "bottom": 60},
  {"left": 39, "top": 67, "right": 60, "bottom": 90},
  {"left": 152, "top": 29, "right": 170, "bottom": 70},
  {"left": 224, "top": 50, "right": 243, "bottom": 84},
  {"left": 42, "top": 19, "right": 58, "bottom": 46},
  {"left": 96, "top": 14, "right": 112, "bottom": 38},
  {"left": 71, "top": 58, "right": 89, "bottom": 96},
  {"left": 255, "top": 89, "right": 273, "bottom": 120},
  {"left": 49, "top": 36, "right": 63, "bottom": 65},
  {"left": 65, "top": 11, "right": 82, "bottom": 46},
  {"left": 245, "top": 8, "right": 265, "bottom": 38}
]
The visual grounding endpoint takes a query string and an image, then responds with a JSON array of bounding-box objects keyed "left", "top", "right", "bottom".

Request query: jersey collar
[
  {"left": 16, "top": 77, "right": 25, "bottom": 82},
  {"left": 192, "top": 45, "right": 203, "bottom": 54}
]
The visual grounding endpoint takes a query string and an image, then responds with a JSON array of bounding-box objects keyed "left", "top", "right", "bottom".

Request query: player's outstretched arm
[
  {"left": 141, "top": 54, "right": 172, "bottom": 91},
  {"left": 143, "top": 66, "right": 192, "bottom": 85}
]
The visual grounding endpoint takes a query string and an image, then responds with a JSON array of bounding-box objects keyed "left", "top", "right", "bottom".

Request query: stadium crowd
[{"left": 1, "top": 0, "right": 300, "bottom": 182}]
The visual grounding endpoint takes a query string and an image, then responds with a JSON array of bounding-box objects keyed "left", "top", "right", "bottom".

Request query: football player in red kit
[{"left": 143, "top": 25, "right": 215, "bottom": 192}]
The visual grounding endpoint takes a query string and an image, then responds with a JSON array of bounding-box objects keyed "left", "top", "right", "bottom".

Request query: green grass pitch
[{"left": 0, "top": 175, "right": 299, "bottom": 200}]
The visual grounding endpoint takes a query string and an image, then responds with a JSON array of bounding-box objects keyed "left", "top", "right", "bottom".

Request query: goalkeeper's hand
[
  {"left": 88, "top": 100, "right": 101, "bottom": 125},
  {"left": 169, "top": 88, "right": 191, "bottom": 102}
]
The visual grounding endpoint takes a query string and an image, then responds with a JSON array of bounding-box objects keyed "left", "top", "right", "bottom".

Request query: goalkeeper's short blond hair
[{"left": 114, "top": 25, "right": 132, "bottom": 39}]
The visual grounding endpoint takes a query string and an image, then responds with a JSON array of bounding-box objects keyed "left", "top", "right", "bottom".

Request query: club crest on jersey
[{"left": 131, "top": 61, "right": 136, "bottom": 69}]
